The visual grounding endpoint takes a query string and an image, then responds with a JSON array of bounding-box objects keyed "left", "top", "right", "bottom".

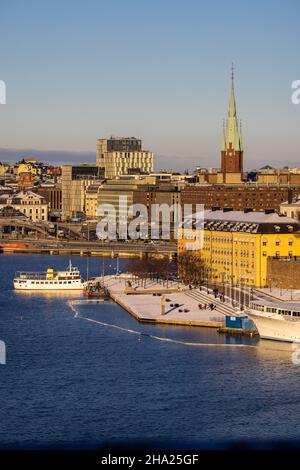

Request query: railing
[{"left": 15, "top": 271, "right": 49, "bottom": 280}]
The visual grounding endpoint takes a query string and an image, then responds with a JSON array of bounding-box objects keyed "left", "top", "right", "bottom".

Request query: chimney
[{"left": 265, "top": 209, "right": 275, "bottom": 214}]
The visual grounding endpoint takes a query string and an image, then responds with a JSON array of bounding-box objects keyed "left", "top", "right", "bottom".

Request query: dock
[{"left": 98, "top": 275, "right": 240, "bottom": 328}]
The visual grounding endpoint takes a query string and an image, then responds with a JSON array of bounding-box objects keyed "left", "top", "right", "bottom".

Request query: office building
[
  {"left": 96, "top": 136, "right": 153, "bottom": 178},
  {"left": 61, "top": 164, "right": 103, "bottom": 219}
]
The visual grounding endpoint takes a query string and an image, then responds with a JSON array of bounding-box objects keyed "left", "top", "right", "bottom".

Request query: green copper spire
[
  {"left": 223, "top": 65, "right": 242, "bottom": 152},
  {"left": 228, "top": 63, "right": 236, "bottom": 118}
]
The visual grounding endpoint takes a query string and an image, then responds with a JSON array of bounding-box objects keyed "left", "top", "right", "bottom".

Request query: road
[{"left": 0, "top": 237, "right": 177, "bottom": 255}]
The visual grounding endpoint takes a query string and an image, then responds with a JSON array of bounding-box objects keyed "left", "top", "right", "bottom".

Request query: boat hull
[
  {"left": 14, "top": 281, "right": 86, "bottom": 291},
  {"left": 247, "top": 310, "right": 300, "bottom": 343}
]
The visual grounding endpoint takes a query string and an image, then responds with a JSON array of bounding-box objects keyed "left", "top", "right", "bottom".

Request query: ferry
[
  {"left": 247, "top": 300, "right": 300, "bottom": 343},
  {"left": 13, "top": 261, "right": 87, "bottom": 291}
]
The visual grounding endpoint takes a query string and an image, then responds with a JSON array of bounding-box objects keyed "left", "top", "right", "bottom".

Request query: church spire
[
  {"left": 221, "top": 66, "right": 244, "bottom": 176},
  {"left": 228, "top": 64, "right": 237, "bottom": 118},
  {"left": 224, "top": 64, "right": 242, "bottom": 152}
]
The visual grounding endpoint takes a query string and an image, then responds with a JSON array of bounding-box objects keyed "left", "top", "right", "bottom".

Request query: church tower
[{"left": 221, "top": 67, "right": 243, "bottom": 179}]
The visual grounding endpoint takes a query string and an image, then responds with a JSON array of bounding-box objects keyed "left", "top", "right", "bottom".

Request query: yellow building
[
  {"left": 85, "top": 182, "right": 103, "bottom": 218},
  {"left": 14, "top": 161, "right": 42, "bottom": 176},
  {"left": 0, "top": 163, "right": 8, "bottom": 175},
  {"left": 178, "top": 209, "right": 300, "bottom": 287}
]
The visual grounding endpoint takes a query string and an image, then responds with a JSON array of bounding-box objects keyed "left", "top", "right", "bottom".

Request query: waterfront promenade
[{"left": 99, "top": 275, "right": 239, "bottom": 328}]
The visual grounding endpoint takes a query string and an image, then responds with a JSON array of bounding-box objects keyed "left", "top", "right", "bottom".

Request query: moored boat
[
  {"left": 13, "top": 260, "right": 86, "bottom": 291},
  {"left": 83, "top": 279, "right": 110, "bottom": 298},
  {"left": 247, "top": 299, "right": 300, "bottom": 343}
]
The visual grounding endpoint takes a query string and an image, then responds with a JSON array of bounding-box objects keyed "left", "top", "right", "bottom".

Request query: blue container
[{"left": 225, "top": 315, "right": 256, "bottom": 332}]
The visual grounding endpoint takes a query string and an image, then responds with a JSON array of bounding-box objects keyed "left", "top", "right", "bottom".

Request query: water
[{"left": 1, "top": 254, "right": 300, "bottom": 449}]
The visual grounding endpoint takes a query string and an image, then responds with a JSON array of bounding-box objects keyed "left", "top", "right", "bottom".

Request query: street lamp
[{"left": 268, "top": 278, "right": 272, "bottom": 293}]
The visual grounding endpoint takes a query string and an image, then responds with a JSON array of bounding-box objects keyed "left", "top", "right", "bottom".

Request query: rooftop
[
  {"left": 281, "top": 196, "right": 300, "bottom": 206},
  {"left": 183, "top": 209, "right": 300, "bottom": 234}
]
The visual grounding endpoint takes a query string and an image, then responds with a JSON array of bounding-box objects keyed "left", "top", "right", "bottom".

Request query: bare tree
[
  {"left": 125, "top": 256, "right": 177, "bottom": 280},
  {"left": 177, "top": 251, "right": 207, "bottom": 286}
]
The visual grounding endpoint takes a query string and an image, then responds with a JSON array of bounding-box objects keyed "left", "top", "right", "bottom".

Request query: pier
[{"left": 98, "top": 275, "right": 241, "bottom": 328}]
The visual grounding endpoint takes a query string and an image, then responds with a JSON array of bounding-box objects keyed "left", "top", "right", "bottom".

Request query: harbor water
[{"left": 1, "top": 254, "right": 300, "bottom": 449}]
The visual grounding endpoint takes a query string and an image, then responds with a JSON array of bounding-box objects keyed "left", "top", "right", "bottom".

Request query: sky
[{"left": 0, "top": 0, "right": 299, "bottom": 171}]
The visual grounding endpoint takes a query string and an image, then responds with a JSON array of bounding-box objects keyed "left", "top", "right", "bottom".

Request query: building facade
[
  {"left": 18, "top": 172, "right": 35, "bottom": 191},
  {"left": 0, "top": 191, "right": 49, "bottom": 221},
  {"left": 35, "top": 184, "right": 62, "bottom": 212},
  {"left": 85, "top": 182, "right": 104, "bottom": 219},
  {"left": 96, "top": 136, "right": 153, "bottom": 179},
  {"left": 280, "top": 196, "right": 300, "bottom": 221},
  {"left": 267, "top": 257, "right": 300, "bottom": 289},
  {"left": 94, "top": 177, "right": 182, "bottom": 239},
  {"left": 61, "top": 165, "right": 103, "bottom": 219},
  {"left": 178, "top": 209, "right": 300, "bottom": 288},
  {"left": 181, "top": 184, "right": 300, "bottom": 213}
]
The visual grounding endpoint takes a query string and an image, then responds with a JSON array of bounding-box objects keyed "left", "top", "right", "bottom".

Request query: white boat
[
  {"left": 247, "top": 299, "right": 300, "bottom": 343},
  {"left": 13, "top": 261, "right": 87, "bottom": 291}
]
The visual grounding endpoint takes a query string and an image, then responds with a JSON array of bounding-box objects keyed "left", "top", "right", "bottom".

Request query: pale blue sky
[{"left": 0, "top": 0, "right": 299, "bottom": 170}]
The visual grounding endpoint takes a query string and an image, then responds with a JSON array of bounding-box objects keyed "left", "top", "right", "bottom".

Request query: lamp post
[
  {"left": 230, "top": 274, "right": 235, "bottom": 307},
  {"left": 268, "top": 278, "right": 272, "bottom": 293},
  {"left": 221, "top": 272, "right": 225, "bottom": 299}
]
